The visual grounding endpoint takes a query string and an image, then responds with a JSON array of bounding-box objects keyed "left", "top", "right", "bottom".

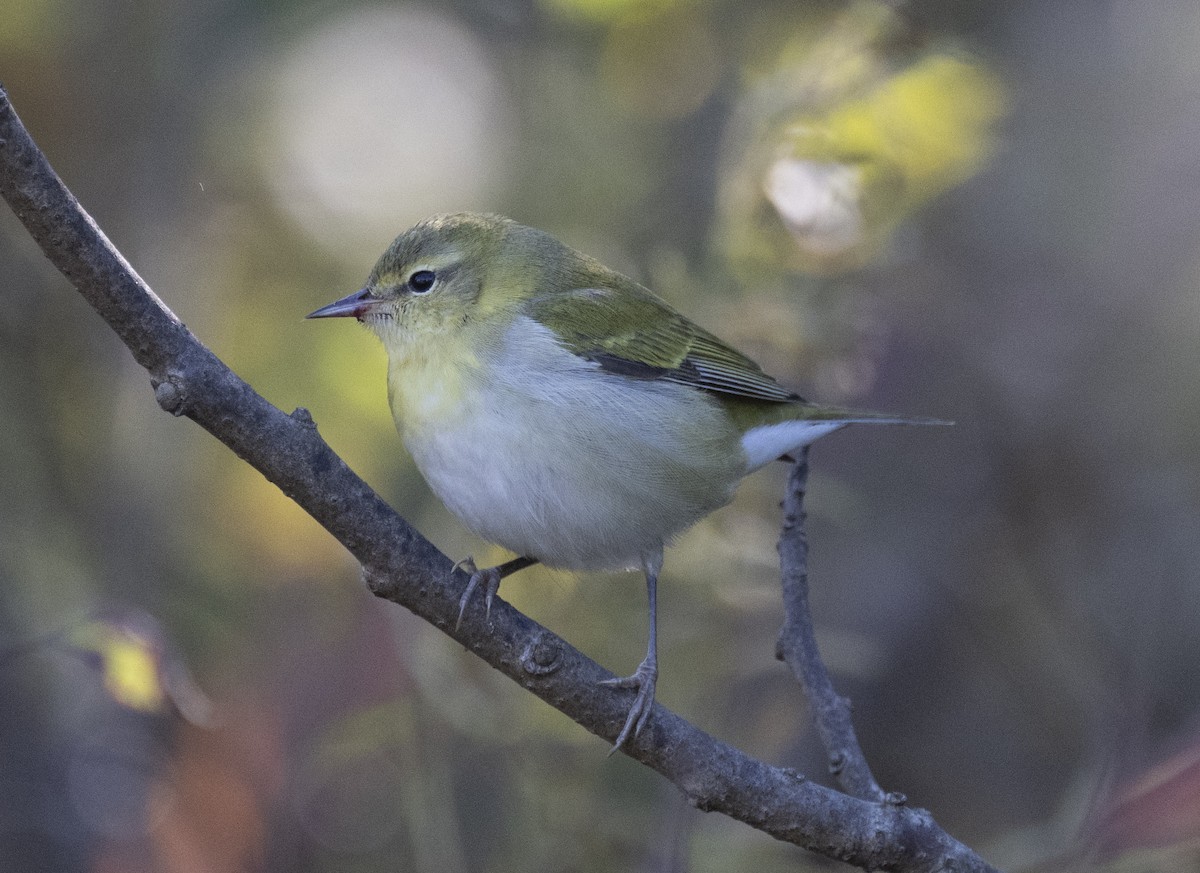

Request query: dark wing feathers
[{"left": 524, "top": 285, "right": 801, "bottom": 403}]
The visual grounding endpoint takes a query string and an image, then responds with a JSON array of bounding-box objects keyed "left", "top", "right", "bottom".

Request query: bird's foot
[
  {"left": 600, "top": 658, "right": 658, "bottom": 753},
  {"left": 453, "top": 558, "right": 503, "bottom": 631}
]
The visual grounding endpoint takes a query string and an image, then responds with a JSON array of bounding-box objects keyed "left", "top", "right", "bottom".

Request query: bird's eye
[{"left": 408, "top": 270, "right": 436, "bottom": 293}]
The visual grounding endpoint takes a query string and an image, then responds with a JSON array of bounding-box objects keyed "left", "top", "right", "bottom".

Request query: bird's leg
[
  {"left": 601, "top": 548, "right": 663, "bottom": 752},
  {"left": 454, "top": 554, "right": 538, "bottom": 630}
]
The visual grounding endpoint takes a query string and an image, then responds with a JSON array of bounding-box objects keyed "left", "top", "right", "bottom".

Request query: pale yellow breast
[{"left": 385, "top": 332, "right": 482, "bottom": 439}]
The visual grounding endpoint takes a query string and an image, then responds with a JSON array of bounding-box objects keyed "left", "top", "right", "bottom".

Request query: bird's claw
[
  {"left": 454, "top": 558, "right": 502, "bottom": 631},
  {"left": 601, "top": 659, "right": 658, "bottom": 753}
]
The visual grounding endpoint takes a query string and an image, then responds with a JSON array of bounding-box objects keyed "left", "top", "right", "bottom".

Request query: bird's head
[{"left": 307, "top": 212, "right": 532, "bottom": 340}]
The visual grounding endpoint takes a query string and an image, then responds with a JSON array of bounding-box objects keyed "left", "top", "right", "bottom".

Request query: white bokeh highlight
[{"left": 265, "top": 6, "right": 514, "bottom": 255}]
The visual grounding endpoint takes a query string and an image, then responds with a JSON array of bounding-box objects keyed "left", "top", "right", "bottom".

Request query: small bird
[{"left": 309, "top": 213, "right": 939, "bottom": 750}]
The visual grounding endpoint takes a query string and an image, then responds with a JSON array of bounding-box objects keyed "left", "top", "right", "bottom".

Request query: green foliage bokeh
[{"left": 3, "top": 2, "right": 1200, "bottom": 872}]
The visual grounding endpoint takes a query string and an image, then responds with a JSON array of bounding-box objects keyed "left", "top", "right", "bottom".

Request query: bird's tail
[{"left": 739, "top": 404, "right": 952, "bottom": 471}]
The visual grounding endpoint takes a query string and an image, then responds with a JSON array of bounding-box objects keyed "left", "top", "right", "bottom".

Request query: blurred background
[{"left": 3, "top": 0, "right": 1200, "bottom": 870}]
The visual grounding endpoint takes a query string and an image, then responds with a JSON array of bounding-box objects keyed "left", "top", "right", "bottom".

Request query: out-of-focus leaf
[
  {"left": 0, "top": 0, "right": 72, "bottom": 53},
  {"left": 1087, "top": 738, "right": 1200, "bottom": 868},
  {"left": 601, "top": 7, "right": 721, "bottom": 119},
  {"left": 67, "top": 612, "right": 215, "bottom": 723},
  {"left": 69, "top": 618, "right": 166, "bottom": 714},
  {"left": 541, "top": 0, "right": 688, "bottom": 26},
  {"left": 144, "top": 709, "right": 276, "bottom": 873},
  {"left": 766, "top": 54, "right": 1005, "bottom": 263},
  {"left": 719, "top": 1, "right": 1007, "bottom": 274}
]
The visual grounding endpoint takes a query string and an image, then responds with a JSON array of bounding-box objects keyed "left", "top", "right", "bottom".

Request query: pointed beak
[{"left": 306, "top": 287, "right": 377, "bottom": 320}]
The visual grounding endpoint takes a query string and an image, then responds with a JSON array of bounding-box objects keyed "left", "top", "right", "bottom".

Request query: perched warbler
[{"left": 309, "top": 213, "right": 939, "bottom": 750}]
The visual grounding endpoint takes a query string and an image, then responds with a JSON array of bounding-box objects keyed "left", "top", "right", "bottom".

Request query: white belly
[{"left": 391, "top": 318, "right": 745, "bottom": 570}]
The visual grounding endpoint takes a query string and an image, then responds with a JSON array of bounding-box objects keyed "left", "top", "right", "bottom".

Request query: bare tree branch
[
  {"left": 0, "top": 86, "right": 1000, "bottom": 873},
  {"left": 778, "top": 448, "right": 887, "bottom": 802}
]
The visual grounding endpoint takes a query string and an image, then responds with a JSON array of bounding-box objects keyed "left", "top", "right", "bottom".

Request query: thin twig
[
  {"left": 0, "top": 85, "right": 1000, "bottom": 873},
  {"left": 777, "top": 449, "right": 887, "bottom": 801}
]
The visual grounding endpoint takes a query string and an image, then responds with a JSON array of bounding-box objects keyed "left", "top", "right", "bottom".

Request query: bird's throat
[{"left": 385, "top": 336, "right": 480, "bottom": 435}]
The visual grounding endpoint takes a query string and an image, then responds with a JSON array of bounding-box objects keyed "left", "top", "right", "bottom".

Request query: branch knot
[
  {"left": 153, "top": 373, "right": 186, "bottom": 416},
  {"left": 520, "top": 632, "right": 563, "bottom": 676}
]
